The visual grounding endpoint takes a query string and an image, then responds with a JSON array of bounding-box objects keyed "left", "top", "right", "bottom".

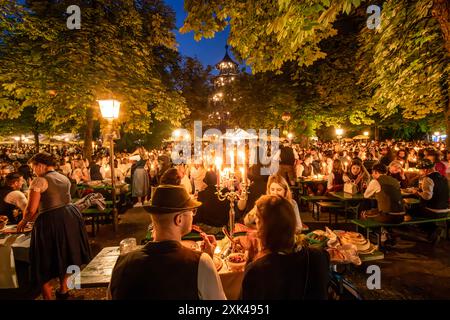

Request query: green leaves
[
  {"left": 0, "top": 0, "right": 189, "bottom": 136},
  {"left": 181, "top": 0, "right": 360, "bottom": 73}
]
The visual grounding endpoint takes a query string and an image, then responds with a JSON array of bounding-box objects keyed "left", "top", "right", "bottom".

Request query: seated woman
[
  {"left": 387, "top": 160, "right": 408, "bottom": 189},
  {"left": 241, "top": 195, "right": 330, "bottom": 300},
  {"left": 343, "top": 159, "right": 370, "bottom": 193},
  {"left": 71, "top": 159, "right": 90, "bottom": 184},
  {"left": 243, "top": 175, "right": 304, "bottom": 232}
]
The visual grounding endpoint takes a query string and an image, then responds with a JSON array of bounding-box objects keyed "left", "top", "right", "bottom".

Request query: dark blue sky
[{"left": 164, "top": 0, "right": 244, "bottom": 73}]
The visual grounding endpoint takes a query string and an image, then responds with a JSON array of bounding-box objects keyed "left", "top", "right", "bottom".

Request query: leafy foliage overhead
[
  {"left": 181, "top": 0, "right": 365, "bottom": 73},
  {"left": 0, "top": 0, "right": 189, "bottom": 134}
]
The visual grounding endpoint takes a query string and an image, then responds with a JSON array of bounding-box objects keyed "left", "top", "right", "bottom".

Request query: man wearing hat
[
  {"left": 109, "top": 185, "right": 226, "bottom": 300},
  {"left": 411, "top": 159, "right": 449, "bottom": 243}
]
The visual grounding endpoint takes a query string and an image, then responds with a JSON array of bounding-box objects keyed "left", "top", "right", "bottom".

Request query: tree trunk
[
  {"left": 33, "top": 130, "right": 40, "bottom": 153},
  {"left": 374, "top": 126, "right": 380, "bottom": 141},
  {"left": 83, "top": 105, "right": 93, "bottom": 163},
  {"left": 431, "top": 0, "right": 450, "bottom": 149}
]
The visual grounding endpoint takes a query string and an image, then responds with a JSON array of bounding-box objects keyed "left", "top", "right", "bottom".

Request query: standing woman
[
  {"left": 131, "top": 156, "right": 150, "bottom": 207},
  {"left": 17, "top": 153, "right": 91, "bottom": 300}
]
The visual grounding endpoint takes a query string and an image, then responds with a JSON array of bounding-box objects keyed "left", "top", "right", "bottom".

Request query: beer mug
[{"left": 120, "top": 238, "right": 137, "bottom": 255}]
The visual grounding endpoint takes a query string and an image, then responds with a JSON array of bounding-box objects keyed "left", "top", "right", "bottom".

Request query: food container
[
  {"left": 226, "top": 252, "right": 246, "bottom": 271},
  {"left": 306, "top": 232, "right": 328, "bottom": 246}
]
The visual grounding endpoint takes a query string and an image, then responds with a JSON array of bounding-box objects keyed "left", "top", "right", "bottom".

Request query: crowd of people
[{"left": 1, "top": 137, "right": 449, "bottom": 300}]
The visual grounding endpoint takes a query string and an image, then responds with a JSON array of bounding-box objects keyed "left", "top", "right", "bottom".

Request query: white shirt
[
  {"left": 197, "top": 253, "right": 227, "bottom": 300},
  {"left": 418, "top": 176, "right": 450, "bottom": 213},
  {"left": 364, "top": 179, "right": 381, "bottom": 198},
  {"left": 4, "top": 190, "right": 28, "bottom": 211}
]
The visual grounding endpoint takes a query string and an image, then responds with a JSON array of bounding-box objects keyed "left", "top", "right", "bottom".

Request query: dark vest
[
  {"left": 110, "top": 241, "right": 201, "bottom": 300},
  {"left": 0, "top": 186, "right": 16, "bottom": 222},
  {"left": 39, "top": 171, "right": 71, "bottom": 213},
  {"left": 90, "top": 164, "right": 103, "bottom": 181},
  {"left": 280, "top": 146, "right": 295, "bottom": 165},
  {"left": 425, "top": 172, "right": 448, "bottom": 210},
  {"left": 375, "top": 175, "right": 404, "bottom": 213},
  {"left": 333, "top": 172, "right": 344, "bottom": 186}
]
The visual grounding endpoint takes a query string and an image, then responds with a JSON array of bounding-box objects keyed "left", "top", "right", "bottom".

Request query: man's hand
[
  {"left": 16, "top": 219, "right": 28, "bottom": 232},
  {"left": 200, "top": 233, "right": 217, "bottom": 259}
]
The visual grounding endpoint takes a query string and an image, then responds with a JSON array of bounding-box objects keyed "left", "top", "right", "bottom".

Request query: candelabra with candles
[{"left": 214, "top": 156, "right": 249, "bottom": 240}]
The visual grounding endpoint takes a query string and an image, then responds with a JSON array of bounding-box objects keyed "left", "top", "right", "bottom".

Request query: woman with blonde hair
[
  {"left": 387, "top": 160, "right": 408, "bottom": 189},
  {"left": 243, "top": 175, "right": 303, "bottom": 232},
  {"left": 71, "top": 159, "right": 89, "bottom": 184}
]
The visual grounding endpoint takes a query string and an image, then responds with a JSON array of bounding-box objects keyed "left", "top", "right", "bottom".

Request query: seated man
[
  {"left": 411, "top": 159, "right": 450, "bottom": 243},
  {"left": 0, "top": 173, "right": 27, "bottom": 224},
  {"left": 109, "top": 185, "right": 226, "bottom": 300},
  {"left": 363, "top": 163, "right": 405, "bottom": 225}
]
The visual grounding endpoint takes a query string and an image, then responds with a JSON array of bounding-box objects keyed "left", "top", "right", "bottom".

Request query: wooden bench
[
  {"left": 318, "top": 201, "right": 345, "bottom": 224},
  {"left": 299, "top": 195, "right": 339, "bottom": 219},
  {"left": 351, "top": 215, "right": 450, "bottom": 245},
  {"left": 82, "top": 208, "right": 113, "bottom": 237}
]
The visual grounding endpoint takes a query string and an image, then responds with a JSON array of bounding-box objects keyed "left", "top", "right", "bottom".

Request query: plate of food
[
  {"left": 226, "top": 252, "right": 246, "bottom": 271},
  {"left": 0, "top": 223, "right": 33, "bottom": 234},
  {"left": 402, "top": 188, "right": 417, "bottom": 195},
  {"left": 306, "top": 231, "right": 328, "bottom": 245},
  {"left": 339, "top": 232, "right": 370, "bottom": 251}
]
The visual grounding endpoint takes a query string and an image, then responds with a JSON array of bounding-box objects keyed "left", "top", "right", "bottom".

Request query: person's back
[
  {"left": 110, "top": 241, "right": 201, "bottom": 300},
  {"left": 279, "top": 145, "right": 295, "bottom": 166},
  {"left": 90, "top": 161, "right": 103, "bottom": 181},
  {"left": 375, "top": 175, "right": 404, "bottom": 214},
  {"left": 241, "top": 247, "right": 329, "bottom": 300},
  {"left": 195, "top": 185, "right": 231, "bottom": 227},
  {"left": 425, "top": 171, "right": 449, "bottom": 210}
]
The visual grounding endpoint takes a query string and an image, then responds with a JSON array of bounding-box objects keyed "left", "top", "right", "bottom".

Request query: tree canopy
[{"left": 0, "top": 0, "right": 190, "bottom": 156}]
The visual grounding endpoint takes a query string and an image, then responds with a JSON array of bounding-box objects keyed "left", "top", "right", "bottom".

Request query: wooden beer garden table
[
  {"left": 328, "top": 192, "right": 366, "bottom": 220},
  {"left": 74, "top": 244, "right": 244, "bottom": 300}
]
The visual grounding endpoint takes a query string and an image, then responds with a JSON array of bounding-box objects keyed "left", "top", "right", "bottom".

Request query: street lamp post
[
  {"left": 335, "top": 128, "right": 344, "bottom": 144},
  {"left": 98, "top": 99, "right": 121, "bottom": 232},
  {"left": 281, "top": 112, "right": 291, "bottom": 137}
]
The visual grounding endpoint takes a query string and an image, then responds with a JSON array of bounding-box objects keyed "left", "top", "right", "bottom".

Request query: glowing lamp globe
[{"left": 98, "top": 99, "right": 121, "bottom": 120}]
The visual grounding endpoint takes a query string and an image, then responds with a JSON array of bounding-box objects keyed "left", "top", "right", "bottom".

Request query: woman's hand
[{"left": 16, "top": 219, "right": 28, "bottom": 232}]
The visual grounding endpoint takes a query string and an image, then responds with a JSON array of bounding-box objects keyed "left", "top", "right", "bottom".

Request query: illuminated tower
[{"left": 208, "top": 45, "right": 239, "bottom": 129}]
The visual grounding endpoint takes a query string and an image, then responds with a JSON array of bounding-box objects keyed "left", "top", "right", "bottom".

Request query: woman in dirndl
[{"left": 17, "top": 153, "right": 91, "bottom": 300}]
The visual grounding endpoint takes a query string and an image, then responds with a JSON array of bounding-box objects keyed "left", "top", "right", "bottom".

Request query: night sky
[{"left": 164, "top": 0, "right": 245, "bottom": 73}]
